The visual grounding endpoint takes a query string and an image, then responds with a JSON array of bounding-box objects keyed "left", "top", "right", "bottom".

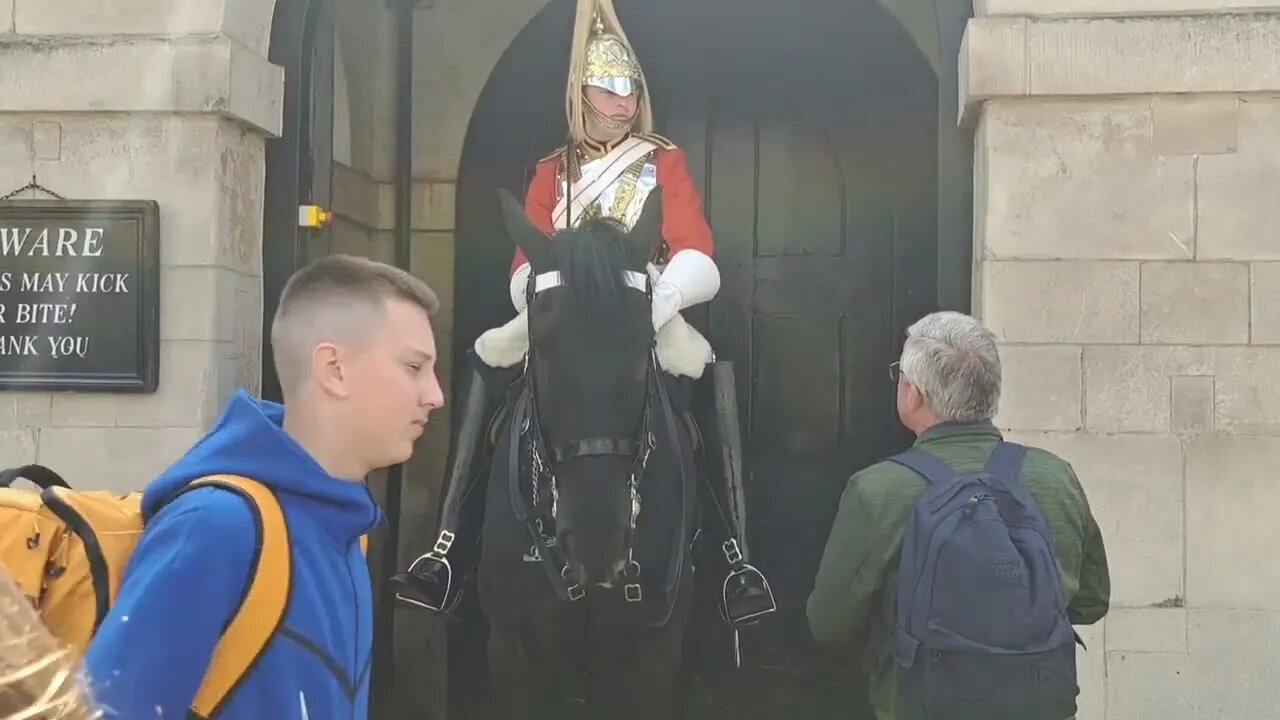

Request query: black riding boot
[
  {"left": 390, "top": 350, "right": 512, "bottom": 614},
  {"left": 691, "top": 363, "right": 778, "bottom": 628}
]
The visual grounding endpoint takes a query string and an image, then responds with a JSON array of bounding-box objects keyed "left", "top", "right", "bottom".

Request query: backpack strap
[
  {"left": 983, "top": 441, "right": 1028, "bottom": 481},
  {"left": 182, "top": 475, "right": 291, "bottom": 720},
  {"left": 887, "top": 448, "right": 956, "bottom": 485},
  {"left": 0, "top": 464, "right": 70, "bottom": 489}
]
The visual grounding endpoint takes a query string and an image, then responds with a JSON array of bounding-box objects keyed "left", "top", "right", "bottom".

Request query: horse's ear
[
  {"left": 626, "top": 190, "right": 663, "bottom": 268},
  {"left": 497, "top": 189, "right": 551, "bottom": 270}
]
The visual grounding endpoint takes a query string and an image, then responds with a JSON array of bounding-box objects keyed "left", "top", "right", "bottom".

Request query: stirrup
[
  {"left": 390, "top": 531, "right": 463, "bottom": 614},
  {"left": 719, "top": 539, "right": 777, "bottom": 627}
]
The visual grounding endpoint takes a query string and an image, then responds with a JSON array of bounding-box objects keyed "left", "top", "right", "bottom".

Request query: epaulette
[
  {"left": 538, "top": 145, "right": 567, "bottom": 164},
  {"left": 636, "top": 132, "right": 677, "bottom": 150}
]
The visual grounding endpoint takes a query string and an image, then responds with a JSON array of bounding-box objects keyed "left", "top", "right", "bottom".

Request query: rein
[{"left": 507, "top": 266, "right": 689, "bottom": 624}]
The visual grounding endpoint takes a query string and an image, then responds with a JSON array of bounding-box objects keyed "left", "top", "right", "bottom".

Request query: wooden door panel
[
  {"left": 756, "top": 122, "right": 845, "bottom": 257},
  {"left": 750, "top": 314, "right": 844, "bottom": 457}
]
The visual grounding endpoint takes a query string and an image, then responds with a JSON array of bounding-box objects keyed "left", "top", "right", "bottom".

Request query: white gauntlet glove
[
  {"left": 651, "top": 249, "right": 720, "bottom": 331},
  {"left": 509, "top": 263, "right": 533, "bottom": 312}
]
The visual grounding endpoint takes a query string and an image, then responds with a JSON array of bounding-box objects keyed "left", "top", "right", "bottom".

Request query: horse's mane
[{"left": 550, "top": 218, "right": 638, "bottom": 325}]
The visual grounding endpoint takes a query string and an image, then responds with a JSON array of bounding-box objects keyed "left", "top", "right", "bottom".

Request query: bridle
[{"left": 511, "top": 266, "right": 660, "bottom": 605}]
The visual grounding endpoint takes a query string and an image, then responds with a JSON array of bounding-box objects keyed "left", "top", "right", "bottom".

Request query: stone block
[
  {"left": 0, "top": 394, "right": 49, "bottom": 430},
  {"left": 1083, "top": 346, "right": 1210, "bottom": 432},
  {"left": 1187, "top": 436, "right": 1280, "bottom": 609},
  {"left": 411, "top": 232, "right": 455, "bottom": 332},
  {"left": 958, "top": 17, "right": 1026, "bottom": 123},
  {"left": 48, "top": 341, "right": 226, "bottom": 428},
  {"left": 979, "top": 100, "right": 1195, "bottom": 260},
  {"left": 982, "top": 260, "right": 1139, "bottom": 343},
  {"left": 32, "top": 120, "right": 60, "bottom": 161},
  {"left": 34, "top": 116, "right": 222, "bottom": 269},
  {"left": 1171, "top": 375, "right": 1215, "bottom": 435},
  {"left": 1252, "top": 263, "right": 1280, "bottom": 344},
  {"left": 1153, "top": 95, "right": 1238, "bottom": 156},
  {"left": 1005, "top": 432, "right": 1184, "bottom": 608},
  {"left": 1074, "top": 620, "right": 1106, "bottom": 720},
  {"left": 161, "top": 266, "right": 237, "bottom": 342},
  {"left": 979, "top": 0, "right": 1280, "bottom": 13},
  {"left": 331, "top": 219, "right": 372, "bottom": 258},
  {"left": 1199, "top": 99, "right": 1280, "bottom": 261},
  {"left": 1140, "top": 262, "right": 1249, "bottom": 344},
  {"left": 215, "top": 120, "right": 266, "bottom": 275},
  {"left": 1213, "top": 347, "right": 1280, "bottom": 433},
  {"left": 0, "top": 36, "right": 281, "bottom": 135},
  {"left": 1028, "top": 15, "right": 1280, "bottom": 96},
  {"left": 368, "top": 231, "right": 395, "bottom": 265},
  {"left": 37, "top": 426, "right": 203, "bottom": 493},
  {"left": 14, "top": 0, "right": 220, "bottom": 36},
  {"left": 0, "top": 0, "right": 10, "bottom": 32},
  {"left": 232, "top": 271, "right": 262, "bottom": 396},
  {"left": 1108, "top": 610, "right": 1280, "bottom": 718},
  {"left": 332, "top": 163, "right": 383, "bottom": 230},
  {"left": 0, "top": 430, "right": 37, "bottom": 467},
  {"left": 220, "top": 0, "right": 278, "bottom": 56},
  {"left": 1107, "top": 608, "right": 1187, "bottom": 653},
  {"left": 994, "top": 345, "right": 1082, "bottom": 431},
  {"left": 0, "top": 118, "right": 33, "bottom": 197},
  {"left": 412, "top": 182, "right": 456, "bottom": 231}
]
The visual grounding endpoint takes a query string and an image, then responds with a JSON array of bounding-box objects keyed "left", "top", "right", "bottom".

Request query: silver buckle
[
  {"left": 625, "top": 584, "right": 643, "bottom": 602},
  {"left": 722, "top": 539, "right": 743, "bottom": 566},
  {"left": 433, "top": 530, "right": 455, "bottom": 556}
]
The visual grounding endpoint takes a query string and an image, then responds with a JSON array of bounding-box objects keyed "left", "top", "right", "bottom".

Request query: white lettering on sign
[
  {"left": 0, "top": 335, "right": 38, "bottom": 356},
  {"left": 0, "top": 227, "right": 105, "bottom": 257}
]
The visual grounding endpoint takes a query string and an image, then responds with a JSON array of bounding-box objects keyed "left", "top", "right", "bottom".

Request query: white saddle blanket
[{"left": 473, "top": 265, "right": 715, "bottom": 379}]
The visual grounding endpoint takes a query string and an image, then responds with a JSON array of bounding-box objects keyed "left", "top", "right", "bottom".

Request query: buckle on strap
[
  {"left": 723, "top": 538, "right": 744, "bottom": 567},
  {"left": 433, "top": 530, "right": 455, "bottom": 556}
]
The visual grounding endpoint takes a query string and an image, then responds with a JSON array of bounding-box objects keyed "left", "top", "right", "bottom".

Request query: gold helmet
[{"left": 566, "top": 0, "right": 653, "bottom": 144}]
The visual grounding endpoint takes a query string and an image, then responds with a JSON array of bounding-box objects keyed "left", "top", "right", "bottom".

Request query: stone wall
[
  {"left": 965, "top": 8, "right": 1280, "bottom": 717},
  {"left": 0, "top": 8, "right": 279, "bottom": 491}
]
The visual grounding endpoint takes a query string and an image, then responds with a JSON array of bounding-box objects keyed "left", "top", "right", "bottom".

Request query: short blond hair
[{"left": 270, "top": 255, "right": 440, "bottom": 394}]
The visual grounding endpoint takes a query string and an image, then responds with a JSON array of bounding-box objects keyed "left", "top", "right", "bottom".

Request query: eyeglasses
[{"left": 889, "top": 361, "right": 903, "bottom": 384}]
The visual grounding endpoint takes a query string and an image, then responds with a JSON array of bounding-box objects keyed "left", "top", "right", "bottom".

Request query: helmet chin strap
[{"left": 584, "top": 91, "right": 637, "bottom": 138}]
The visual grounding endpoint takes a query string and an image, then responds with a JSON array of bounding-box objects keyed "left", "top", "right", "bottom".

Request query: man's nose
[{"left": 422, "top": 373, "right": 445, "bottom": 409}]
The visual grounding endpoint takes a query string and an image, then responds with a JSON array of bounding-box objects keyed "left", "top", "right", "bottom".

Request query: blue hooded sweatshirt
[{"left": 84, "top": 389, "right": 382, "bottom": 719}]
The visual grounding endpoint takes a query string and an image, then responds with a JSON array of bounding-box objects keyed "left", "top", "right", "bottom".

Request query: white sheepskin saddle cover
[{"left": 474, "top": 265, "right": 715, "bottom": 379}]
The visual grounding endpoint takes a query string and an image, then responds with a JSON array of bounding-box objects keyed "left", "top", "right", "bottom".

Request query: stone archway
[{"left": 452, "top": 0, "right": 972, "bottom": 715}]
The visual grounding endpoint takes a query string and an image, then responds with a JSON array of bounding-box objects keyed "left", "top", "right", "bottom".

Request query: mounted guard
[{"left": 391, "top": 0, "right": 774, "bottom": 630}]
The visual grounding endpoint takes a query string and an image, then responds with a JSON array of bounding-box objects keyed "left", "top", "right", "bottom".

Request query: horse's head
[{"left": 499, "top": 189, "right": 662, "bottom": 588}]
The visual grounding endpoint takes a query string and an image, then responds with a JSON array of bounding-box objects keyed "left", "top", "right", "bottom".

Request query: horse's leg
[
  {"left": 487, "top": 621, "right": 540, "bottom": 720},
  {"left": 586, "top": 583, "right": 695, "bottom": 720},
  {"left": 488, "top": 604, "right": 585, "bottom": 719}
]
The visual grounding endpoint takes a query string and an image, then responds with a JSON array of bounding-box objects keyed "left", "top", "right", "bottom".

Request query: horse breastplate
[{"left": 559, "top": 151, "right": 658, "bottom": 231}]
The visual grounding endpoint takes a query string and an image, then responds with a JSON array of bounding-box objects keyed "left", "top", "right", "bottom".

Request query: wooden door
[{"left": 666, "top": 91, "right": 909, "bottom": 717}]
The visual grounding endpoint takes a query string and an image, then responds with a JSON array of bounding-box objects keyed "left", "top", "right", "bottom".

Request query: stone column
[
  {"left": 963, "top": 6, "right": 1280, "bottom": 717},
  {"left": 0, "top": 0, "right": 281, "bottom": 491}
]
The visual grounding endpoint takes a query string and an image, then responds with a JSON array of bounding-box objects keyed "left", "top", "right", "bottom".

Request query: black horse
[{"left": 473, "top": 190, "right": 700, "bottom": 718}]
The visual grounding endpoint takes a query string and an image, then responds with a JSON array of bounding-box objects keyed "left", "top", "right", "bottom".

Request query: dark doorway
[
  {"left": 260, "top": 1, "right": 409, "bottom": 717},
  {"left": 455, "top": 0, "right": 970, "bottom": 715},
  {"left": 261, "top": 0, "right": 335, "bottom": 405}
]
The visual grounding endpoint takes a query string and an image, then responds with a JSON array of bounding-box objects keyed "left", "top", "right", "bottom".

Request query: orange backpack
[{"left": 0, "top": 464, "right": 290, "bottom": 719}]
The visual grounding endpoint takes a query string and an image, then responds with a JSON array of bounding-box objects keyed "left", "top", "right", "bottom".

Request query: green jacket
[{"left": 806, "top": 421, "right": 1110, "bottom": 719}]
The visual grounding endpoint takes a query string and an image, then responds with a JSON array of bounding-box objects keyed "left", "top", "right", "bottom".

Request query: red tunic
[{"left": 511, "top": 143, "right": 715, "bottom": 276}]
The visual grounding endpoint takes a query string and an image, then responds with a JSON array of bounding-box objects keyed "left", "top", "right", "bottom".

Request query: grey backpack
[{"left": 888, "top": 441, "right": 1081, "bottom": 719}]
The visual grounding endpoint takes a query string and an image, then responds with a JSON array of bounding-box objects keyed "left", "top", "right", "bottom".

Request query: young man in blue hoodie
[{"left": 84, "top": 254, "right": 445, "bottom": 719}]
